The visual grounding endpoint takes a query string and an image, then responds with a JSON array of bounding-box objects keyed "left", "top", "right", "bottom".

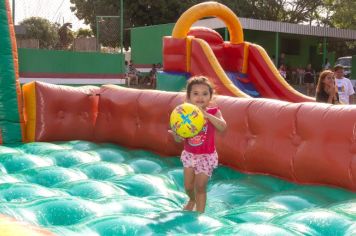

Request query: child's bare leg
[
  {"left": 183, "top": 167, "right": 196, "bottom": 211},
  {"left": 195, "top": 173, "right": 209, "bottom": 213}
]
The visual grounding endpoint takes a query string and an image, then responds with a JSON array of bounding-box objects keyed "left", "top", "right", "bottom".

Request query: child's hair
[{"left": 186, "top": 76, "right": 214, "bottom": 99}]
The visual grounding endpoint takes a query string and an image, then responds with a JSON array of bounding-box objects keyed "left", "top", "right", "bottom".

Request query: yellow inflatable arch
[{"left": 172, "top": 1, "right": 244, "bottom": 44}]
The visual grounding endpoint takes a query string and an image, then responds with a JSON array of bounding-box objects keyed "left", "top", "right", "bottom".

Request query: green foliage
[
  {"left": 97, "top": 17, "right": 120, "bottom": 48},
  {"left": 19, "top": 17, "right": 59, "bottom": 49},
  {"left": 323, "top": 0, "right": 356, "bottom": 29},
  {"left": 219, "top": 0, "right": 323, "bottom": 24},
  {"left": 69, "top": 0, "right": 326, "bottom": 46},
  {"left": 69, "top": 0, "right": 354, "bottom": 53},
  {"left": 70, "top": 0, "right": 198, "bottom": 29},
  {"left": 321, "top": 0, "right": 356, "bottom": 56},
  {"left": 69, "top": 0, "right": 199, "bottom": 47},
  {"left": 75, "top": 28, "right": 94, "bottom": 38},
  {"left": 70, "top": 0, "right": 120, "bottom": 47}
]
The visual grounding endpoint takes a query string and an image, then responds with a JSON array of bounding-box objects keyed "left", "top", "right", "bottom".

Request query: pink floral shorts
[{"left": 180, "top": 150, "right": 218, "bottom": 177}]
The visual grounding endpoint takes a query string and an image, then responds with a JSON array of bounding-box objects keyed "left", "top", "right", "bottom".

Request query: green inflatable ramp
[{"left": 0, "top": 0, "right": 24, "bottom": 143}]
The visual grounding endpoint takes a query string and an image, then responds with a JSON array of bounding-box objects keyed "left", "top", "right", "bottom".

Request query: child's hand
[
  {"left": 168, "top": 130, "right": 184, "bottom": 143},
  {"left": 199, "top": 108, "right": 227, "bottom": 132},
  {"left": 200, "top": 109, "right": 211, "bottom": 121}
]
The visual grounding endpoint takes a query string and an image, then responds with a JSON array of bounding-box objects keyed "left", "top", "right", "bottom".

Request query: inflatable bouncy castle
[
  {"left": 162, "top": 2, "right": 314, "bottom": 102},
  {"left": 0, "top": 1, "right": 355, "bottom": 235}
]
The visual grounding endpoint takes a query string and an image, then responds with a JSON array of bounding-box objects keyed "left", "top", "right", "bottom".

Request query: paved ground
[{"left": 125, "top": 80, "right": 156, "bottom": 90}]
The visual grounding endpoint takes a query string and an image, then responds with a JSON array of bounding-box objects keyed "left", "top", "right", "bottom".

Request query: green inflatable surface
[
  {"left": 0, "top": 140, "right": 355, "bottom": 235},
  {"left": 0, "top": 0, "right": 24, "bottom": 144}
]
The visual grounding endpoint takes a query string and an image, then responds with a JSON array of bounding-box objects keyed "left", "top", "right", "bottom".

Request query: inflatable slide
[
  {"left": 0, "top": 1, "right": 355, "bottom": 235},
  {"left": 163, "top": 2, "right": 314, "bottom": 102}
]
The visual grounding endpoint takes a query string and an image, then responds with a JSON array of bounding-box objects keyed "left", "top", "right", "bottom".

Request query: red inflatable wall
[
  {"left": 188, "top": 27, "right": 245, "bottom": 72},
  {"left": 162, "top": 37, "right": 187, "bottom": 72},
  {"left": 24, "top": 82, "right": 356, "bottom": 191},
  {"left": 163, "top": 28, "right": 245, "bottom": 74},
  {"left": 23, "top": 81, "right": 99, "bottom": 142},
  {"left": 94, "top": 85, "right": 183, "bottom": 156}
]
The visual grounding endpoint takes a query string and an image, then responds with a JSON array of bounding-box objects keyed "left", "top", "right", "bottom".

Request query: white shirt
[{"left": 335, "top": 77, "right": 355, "bottom": 104}]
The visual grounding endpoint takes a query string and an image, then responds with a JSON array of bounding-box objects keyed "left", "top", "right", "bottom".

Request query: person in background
[
  {"left": 278, "top": 64, "right": 287, "bottom": 79},
  {"left": 278, "top": 53, "right": 286, "bottom": 68},
  {"left": 323, "top": 58, "right": 331, "bottom": 70},
  {"left": 296, "top": 67, "right": 305, "bottom": 85},
  {"left": 148, "top": 64, "right": 157, "bottom": 89},
  {"left": 333, "top": 64, "right": 355, "bottom": 104},
  {"left": 126, "top": 60, "right": 139, "bottom": 87},
  {"left": 156, "top": 62, "right": 162, "bottom": 69},
  {"left": 168, "top": 76, "right": 227, "bottom": 213},
  {"left": 315, "top": 70, "right": 339, "bottom": 104},
  {"left": 303, "top": 63, "right": 315, "bottom": 96}
]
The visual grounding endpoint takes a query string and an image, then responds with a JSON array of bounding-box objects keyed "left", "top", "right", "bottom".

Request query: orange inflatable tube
[
  {"left": 0, "top": 214, "right": 54, "bottom": 236},
  {"left": 23, "top": 81, "right": 99, "bottom": 142},
  {"left": 23, "top": 82, "right": 356, "bottom": 191}
]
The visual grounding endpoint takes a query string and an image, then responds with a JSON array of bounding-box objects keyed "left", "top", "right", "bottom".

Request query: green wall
[
  {"left": 131, "top": 23, "right": 328, "bottom": 71},
  {"left": 131, "top": 23, "right": 174, "bottom": 64},
  {"left": 244, "top": 30, "right": 276, "bottom": 55},
  {"left": 244, "top": 30, "right": 325, "bottom": 70},
  {"left": 283, "top": 36, "right": 320, "bottom": 69},
  {"left": 18, "top": 48, "right": 125, "bottom": 74}
]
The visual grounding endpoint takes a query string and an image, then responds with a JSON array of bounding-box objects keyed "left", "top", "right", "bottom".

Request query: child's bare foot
[{"left": 183, "top": 200, "right": 196, "bottom": 211}]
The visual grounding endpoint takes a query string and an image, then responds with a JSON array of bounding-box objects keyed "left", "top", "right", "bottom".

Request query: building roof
[{"left": 193, "top": 17, "right": 356, "bottom": 40}]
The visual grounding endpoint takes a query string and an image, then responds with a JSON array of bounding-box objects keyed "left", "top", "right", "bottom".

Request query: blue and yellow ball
[{"left": 170, "top": 103, "right": 205, "bottom": 138}]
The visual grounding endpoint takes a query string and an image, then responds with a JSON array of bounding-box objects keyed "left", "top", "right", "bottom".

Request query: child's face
[
  {"left": 334, "top": 69, "right": 344, "bottom": 79},
  {"left": 188, "top": 84, "right": 211, "bottom": 109}
]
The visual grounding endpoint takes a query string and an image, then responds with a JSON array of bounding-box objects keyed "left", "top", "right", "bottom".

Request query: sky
[{"left": 11, "top": 0, "right": 89, "bottom": 30}]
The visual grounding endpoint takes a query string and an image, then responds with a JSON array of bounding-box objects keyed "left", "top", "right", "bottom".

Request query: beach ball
[{"left": 170, "top": 103, "right": 205, "bottom": 138}]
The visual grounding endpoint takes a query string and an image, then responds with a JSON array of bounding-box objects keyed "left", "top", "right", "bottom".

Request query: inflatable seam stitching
[
  {"left": 243, "top": 100, "right": 256, "bottom": 170},
  {"left": 290, "top": 104, "right": 303, "bottom": 182}
]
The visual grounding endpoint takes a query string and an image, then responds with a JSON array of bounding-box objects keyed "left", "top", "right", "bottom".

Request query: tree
[
  {"left": 97, "top": 16, "right": 120, "bottom": 48},
  {"left": 322, "top": 0, "right": 356, "bottom": 29},
  {"left": 19, "top": 17, "right": 59, "bottom": 49},
  {"left": 219, "top": 0, "right": 324, "bottom": 24},
  {"left": 75, "top": 28, "right": 94, "bottom": 38},
  {"left": 70, "top": 0, "right": 121, "bottom": 47},
  {"left": 331, "top": 0, "right": 356, "bottom": 54},
  {"left": 57, "top": 23, "right": 74, "bottom": 50},
  {"left": 70, "top": 0, "right": 205, "bottom": 48},
  {"left": 318, "top": 0, "right": 356, "bottom": 57},
  {"left": 72, "top": 0, "right": 351, "bottom": 49},
  {"left": 70, "top": 0, "right": 326, "bottom": 32}
]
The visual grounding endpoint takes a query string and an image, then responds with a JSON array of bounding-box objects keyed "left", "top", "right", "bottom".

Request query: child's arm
[
  {"left": 202, "top": 110, "right": 227, "bottom": 132},
  {"left": 168, "top": 130, "right": 184, "bottom": 143}
]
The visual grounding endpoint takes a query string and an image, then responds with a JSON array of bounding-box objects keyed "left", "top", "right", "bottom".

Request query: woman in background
[{"left": 315, "top": 70, "right": 339, "bottom": 104}]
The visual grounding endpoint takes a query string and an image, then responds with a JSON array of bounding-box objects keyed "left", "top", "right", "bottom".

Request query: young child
[
  {"left": 333, "top": 64, "right": 355, "bottom": 104},
  {"left": 169, "top": 76, "right": 227, "bottom": 213}
]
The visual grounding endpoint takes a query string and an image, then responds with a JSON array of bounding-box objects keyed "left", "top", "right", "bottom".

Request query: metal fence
[
  {"left": 96, "top": 16, "right": 121, "bottom": 53},
  {"left": 12, "top": 0, "right": 124, "bottom": 53}
]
